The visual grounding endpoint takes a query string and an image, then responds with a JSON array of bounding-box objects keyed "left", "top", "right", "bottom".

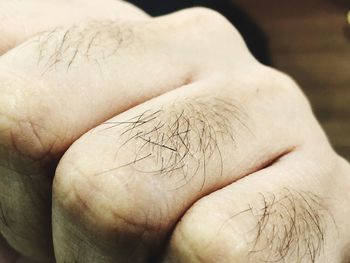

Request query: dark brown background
[{"left": 234, "top": 0, "right": 350, "bottom": 160}]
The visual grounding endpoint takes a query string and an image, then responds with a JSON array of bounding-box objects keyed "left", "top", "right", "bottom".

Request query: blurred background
[
  {"left": 235, "top": 0, "right": 350, "bottom": 161},
  {"left": 129, "top": 0, "right": 350, "bottom": 160}
]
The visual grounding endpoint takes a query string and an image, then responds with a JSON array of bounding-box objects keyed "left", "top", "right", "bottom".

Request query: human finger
[
  {"left": 52, "top": 63, "right": 309, "bottom": 262},
  {"left": 0, "top": 0, "right": 148, "bottom": 54},
  {"left": 0, "top": 9, "right": 210, "bottom": 262},
  {"left": 164, "top": 149, "right": 350, "bottom": 263}
]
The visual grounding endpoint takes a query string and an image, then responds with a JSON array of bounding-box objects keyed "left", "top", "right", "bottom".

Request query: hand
[
  {"left": 0, "top": 0, "right": 148, "bottom": 261},
  {"left": 0, "top": 1, "right": 349, "bottom": 262}
]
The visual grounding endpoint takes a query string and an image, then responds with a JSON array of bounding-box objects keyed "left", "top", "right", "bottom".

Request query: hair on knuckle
[
  {"left": 33, "top": 21, "right": 135, "bottom": 73},
  {"left": 97, "top": 96, "right": 248, "bottom": 190},
  {"left": 229, "top": 188, "right": 336, "bottom": 263}
]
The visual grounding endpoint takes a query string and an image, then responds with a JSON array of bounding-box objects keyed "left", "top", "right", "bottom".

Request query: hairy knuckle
[
  {"left": 171, "top": 188, "right": 334, "bottom": 263},
  {"left": 32, "top": 21, "right": 135, "bottom": 71},
  {"left": 248, "top": 189, "right": 332, "bottom": 262},
  {"left": 100, "top": 97, "right": 241, "bottom": 192}
]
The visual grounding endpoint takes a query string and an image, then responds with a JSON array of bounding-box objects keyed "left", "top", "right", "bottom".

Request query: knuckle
[
  {"left": 181, "top": 7, "right": 238, "bottom": 35},
  {"left": 11, "top": 120, "right": 49, "bottom": 159},
  {"left": 53, "top": 151, "right": 169, "bottom": 237},
  {"left": 264, "top": 67, "right": 302, "bottom": 94},
  {"left": 173, "top": 189, "right": 334, "bottom": 263},
  {"left": 53, "top": 150, "right": 173, "bottom": 260},
  {"left": 186, "top": 7, "right": 227, "bottom": 23},
  {"left": 252, "top": 66, "right": 310, "bottom": 106},
  {"left": 164, "top": 7, "right": 246, "bottom": 54},
  {"left": 0, "top": 73, "right": 59, "bottom": 160},
  {"left": 4, "top": 118, "right": 59, "bottom": 161},
  {"left": 33, "top": 21, "right": 135, "bottom": 70},
  {"left": 171, "top": 204, "right": 248, "bottom": 263}
]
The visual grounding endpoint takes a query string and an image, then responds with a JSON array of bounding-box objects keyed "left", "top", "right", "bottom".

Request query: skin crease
[{"left": 0, "top": 1, "right": 349, "bottom": 263}]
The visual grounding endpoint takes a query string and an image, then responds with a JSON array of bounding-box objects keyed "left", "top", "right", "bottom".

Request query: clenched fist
[{"left": 0, "top": 0, "right": 349, "bottom": 262}]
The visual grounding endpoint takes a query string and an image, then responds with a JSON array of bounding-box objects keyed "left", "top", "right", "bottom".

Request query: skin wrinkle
[
  {"left": 221, "top": 189, "right": 336, "bottom": 263},
  {"left": 21, "top": 121, "right": 46, "bottom": 157},
  {"left": 95, "top": 96, "right": 246, "bottom": 191},
  {"left": 56, "top": 186, "right": 166, "bottom": 263},
  {"left": 0, "top": 113, "right": 56, "bottom": 255},
  {"left": 0, "top": 112, "right": 62, "bottom": 162},
  {"left": 64, "top": 163, "right": 165, "bottom": 234},
  {"left": 32, "top": 20, "right": 136, "bottom": 73}
]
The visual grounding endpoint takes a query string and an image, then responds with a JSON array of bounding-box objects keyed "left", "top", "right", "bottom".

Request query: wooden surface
[{"left": 234, "top": 0, "right": 350, "bottom": 160}]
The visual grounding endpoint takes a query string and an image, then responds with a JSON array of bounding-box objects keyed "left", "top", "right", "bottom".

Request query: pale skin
[{"left": 0, "top": 1, "right": 349, "bottom": 262}]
